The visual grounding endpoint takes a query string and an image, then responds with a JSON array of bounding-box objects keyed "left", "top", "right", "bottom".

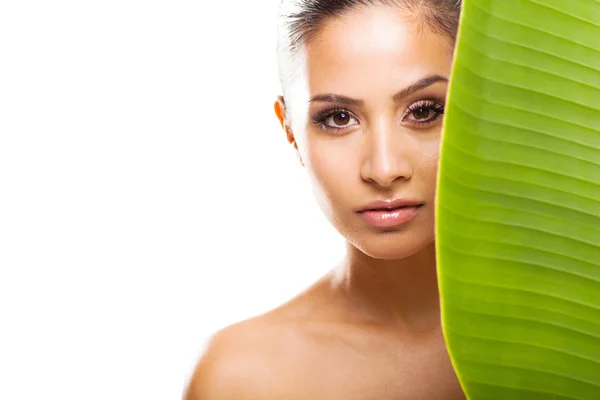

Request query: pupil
[
  {"left": 414, "top": 107, "right": 431, "bottom": 120},
  {"left": 333, "top": 112, "right": 350, "bottom": 125}
]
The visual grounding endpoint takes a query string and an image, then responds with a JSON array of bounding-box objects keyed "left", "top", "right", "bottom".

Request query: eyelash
[
  {"left": 404, "top": 100, "right": 445, "bottom": 126},
  {"left": 310, "top": 100, "right": 445, "bottom": 133},
  {"left": 310, "top": 108, "right": 359, "bottom": 133}
]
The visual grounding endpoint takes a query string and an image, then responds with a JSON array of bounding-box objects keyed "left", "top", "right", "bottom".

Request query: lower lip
[{"left": 358, "top": 206, "right": 422, "bottom": 229}]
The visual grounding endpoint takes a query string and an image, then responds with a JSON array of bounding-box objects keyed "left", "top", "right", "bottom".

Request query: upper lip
[{"left": 356, "top": 198, "right": 423, "bottom": 213}]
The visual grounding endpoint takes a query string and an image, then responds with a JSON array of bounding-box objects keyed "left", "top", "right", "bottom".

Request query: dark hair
[{"left": 276, "top": 0, "right": 462, "bottom": 101}]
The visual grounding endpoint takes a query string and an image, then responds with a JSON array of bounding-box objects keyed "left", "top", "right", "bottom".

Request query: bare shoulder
[
  {"left": 184, "top": 277, "right": 333, "bottom": 399},
  {"left": 184, "top": 316, "right": 286, "bottom": 400},
  {"left": 183, "top": 291, "right": 326, "bottom": 400}
]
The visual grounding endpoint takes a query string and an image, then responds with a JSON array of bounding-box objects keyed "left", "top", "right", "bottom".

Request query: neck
[{"left": 332, "top": 241, "right": 440, "bottom": 331}]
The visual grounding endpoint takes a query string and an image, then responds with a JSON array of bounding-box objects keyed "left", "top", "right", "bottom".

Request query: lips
[{"left": 356, "top": 198, "right": 423, "bottom": 229}]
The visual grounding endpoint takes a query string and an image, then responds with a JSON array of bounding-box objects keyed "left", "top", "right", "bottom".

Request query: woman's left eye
[
  {"left": 409, "top": 107, "right": 435, "bottom": 121},
  {"left": 403, "top": 101, "right": 445, "bottom": 125}
]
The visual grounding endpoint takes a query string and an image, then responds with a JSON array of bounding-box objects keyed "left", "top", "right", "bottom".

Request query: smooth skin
[{"left": 185, "top": 5, "right": 465, "bottom": 400}]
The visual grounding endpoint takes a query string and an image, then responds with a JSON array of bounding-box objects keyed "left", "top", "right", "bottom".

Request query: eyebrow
[{"left": 308, "top": 75, "right": 448, "bottom": 105}]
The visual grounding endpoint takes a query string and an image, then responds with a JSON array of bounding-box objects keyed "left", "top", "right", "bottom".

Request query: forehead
[{"left": 303, "top": 5, "right": 454, "bottom": 98}]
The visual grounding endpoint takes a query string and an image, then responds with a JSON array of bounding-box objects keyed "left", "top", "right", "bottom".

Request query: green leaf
[{"left": 436, "top": 0, "right": 600, "bottom": 398}]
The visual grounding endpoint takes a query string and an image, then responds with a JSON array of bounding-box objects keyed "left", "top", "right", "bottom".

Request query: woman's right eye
[{"left": 313, "top": 109, "right": 359, "bottom": 132}]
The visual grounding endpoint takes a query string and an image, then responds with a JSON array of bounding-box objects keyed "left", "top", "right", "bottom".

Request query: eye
[
  {"left": 328, "top": 111, "right": 354, "bottom": 127},
  {"left": 411, "top": 107, "right": 435, "bottom": 120},
  {"left": 403, "top": 100, "right": 445, "bottom": 127},
  {"left": 311, "top": 108, "right": 360, "bottom": 133}
]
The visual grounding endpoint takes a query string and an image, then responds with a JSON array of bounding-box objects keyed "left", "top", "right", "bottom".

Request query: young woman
[{"left": 186, "top": 0, "right": 465, "bottom": 398}]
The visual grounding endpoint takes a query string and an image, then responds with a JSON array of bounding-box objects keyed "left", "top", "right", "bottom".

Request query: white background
[{"left": 0, "top": 1, "right": 344, "bottom": 398}]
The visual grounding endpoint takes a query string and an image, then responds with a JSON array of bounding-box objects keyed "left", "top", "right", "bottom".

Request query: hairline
[{"left": 277, "top": 1, "right": 459, "bottom": 116}]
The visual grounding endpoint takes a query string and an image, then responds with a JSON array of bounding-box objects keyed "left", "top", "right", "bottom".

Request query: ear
[{"left": 274, "top": 96, "right": 304, "bottom": 167}]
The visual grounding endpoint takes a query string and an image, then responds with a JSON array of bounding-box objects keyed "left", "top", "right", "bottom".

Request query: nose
[{"left": 360, "top": 119, "right": 413, "bottom": 188}]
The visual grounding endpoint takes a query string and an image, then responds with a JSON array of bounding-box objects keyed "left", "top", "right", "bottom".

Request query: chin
[{"left": 349, "top": 231, "right": 434, "bottom": 260}]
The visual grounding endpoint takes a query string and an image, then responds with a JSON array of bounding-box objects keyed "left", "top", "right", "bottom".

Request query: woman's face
[{"left": 276, "top": 5, "right": 455, "bottom": 260}]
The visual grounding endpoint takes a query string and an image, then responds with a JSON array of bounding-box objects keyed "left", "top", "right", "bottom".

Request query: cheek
[
  {"left": 416, "top": 136, "right": 441, "bottom": 189},
  {"left": 305, "top": 141, "right": 343, "bottom": 189},
  {"left": 303, "top": 136, "right": 358, "bottom": 205}
]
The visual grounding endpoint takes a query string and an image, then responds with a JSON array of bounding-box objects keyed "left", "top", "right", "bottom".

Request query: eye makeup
[{"left": 309, "top": 97, "right": 445, "bottom": 134}]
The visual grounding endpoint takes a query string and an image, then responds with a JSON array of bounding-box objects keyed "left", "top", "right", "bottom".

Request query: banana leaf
[{"left": 436, "top": 0, "right": 600, "bottom": 399}]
